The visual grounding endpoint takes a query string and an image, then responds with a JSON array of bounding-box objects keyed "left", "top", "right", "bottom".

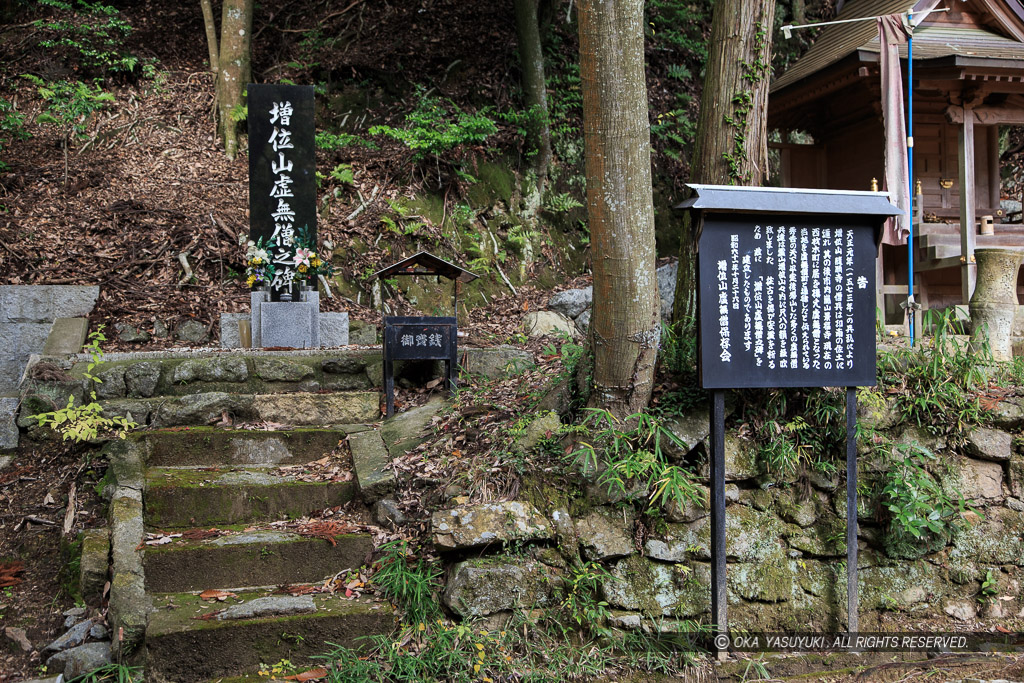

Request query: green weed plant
[
  {"left": 877, "top": 309, "right": 990, "bottom": 434},
  {"left": 879, "top": 441, "right": 977, "bottom": 559},
  {"left": 31, "top": 326, "right": 135, "bottom": 443},
  {"left": 371, "top": 539, "right": 442, "bottom": 625},
  {"left": 568, "top": 408, "right": 703, "bottom": 511},
  {"left": 22, "top": 75, "right": 115, "bottom": 146}
]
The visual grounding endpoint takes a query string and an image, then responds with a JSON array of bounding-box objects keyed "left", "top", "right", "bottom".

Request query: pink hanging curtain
[{"left": 878, "top": 14, "right": 912, "bottom": 246}]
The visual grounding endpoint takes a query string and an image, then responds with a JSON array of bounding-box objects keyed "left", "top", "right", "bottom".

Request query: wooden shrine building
[{"left": 769, "top": 0, "right": 1024, "bottom": 324}]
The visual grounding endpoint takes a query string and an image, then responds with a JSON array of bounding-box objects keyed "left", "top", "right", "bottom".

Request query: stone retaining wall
[{"left": 432, "top": 396, "right": 1024, "bottom": 632}]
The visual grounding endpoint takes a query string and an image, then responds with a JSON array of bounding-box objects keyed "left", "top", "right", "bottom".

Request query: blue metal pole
[
  {"left": 908, "top": 22, "right": 915, "bottom": 347},
  {"left": 909, "top": 22, "right": 917, "bottom": 348}
]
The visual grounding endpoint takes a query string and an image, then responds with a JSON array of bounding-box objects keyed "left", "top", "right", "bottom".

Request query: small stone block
[
  {"left": 239, "top": 319, "right": 251, "bottom": 348},
  {"left": 350, "top": 429, "right": 395, "bottom": 503},
  {"left": 320, "top": 312, "right": 350, "bottom": 347},
  {"left": 49, "top": 286, "right": 100, "bottom": 319},
  {"left": 250, "top": 290, "right": 267, "bottom": 347},
  {"left": 0, "top": 397, "right": 19, "bottom": 451},
  {"left": 0, "top": 286, "right": 51, "bottom": 323},
  {"left": 79, "top": 528, "right": 110, "bottom": 605},
  {"left": 304, "top": 290, "right": 321, "bottom": 347},
  {"left": 260, "top": 302, "right": 314, "bottom": 349},
  {"left": 219, "top": 313, "right": 250, "bottom": 349},
  {"left": 42, "top": 318, "right": 89, "bottom": 355},
  {"left": 349, "top": 320, "right": 377, "bottom": 345}
]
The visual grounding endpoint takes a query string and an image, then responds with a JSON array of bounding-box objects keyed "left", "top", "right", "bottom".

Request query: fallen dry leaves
[
  {"left": 199, "top": 589, "right": 237, "bottom": 602},
  {"left": 296, "top": 520, "right": 355, "bottom": 546},
  {"left": 0, "top": 562, "right": 25, "bottom": 588},
  {"left": 274, "top": 584, "right": 320, "bottom": 597},
  {"left": 284, "top": 667, "right": 328, "bottom": 681},
  {"left": 192, "top": 609, "right": 226, "bottom": 621}
]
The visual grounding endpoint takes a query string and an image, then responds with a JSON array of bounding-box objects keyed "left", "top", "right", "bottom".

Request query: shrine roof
[{"left": 772, "top": 0, "right": 1024, "bottom": 94}]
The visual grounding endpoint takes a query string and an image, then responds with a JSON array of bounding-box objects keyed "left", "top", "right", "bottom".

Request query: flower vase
[{"left": 970, "top": 248, "right": 1023, "bottom": 361}]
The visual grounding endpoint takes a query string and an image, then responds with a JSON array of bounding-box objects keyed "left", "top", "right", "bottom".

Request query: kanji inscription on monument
[
  {"left": 698, "top": 214, "right": 877, "bottom": 389},
  {"left": 247, "top": 83, "right": 316, "bottom": 293}
]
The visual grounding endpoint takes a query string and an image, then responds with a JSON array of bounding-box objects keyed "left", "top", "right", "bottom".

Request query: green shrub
[
  {"left": 877, "top": 310, "right": 989, "bottom": 434},
  {"left": 0, "top": 98, "right": 30, "bottom": 173},
  {"left": 371, "top": 539, "right": 442, "bottom": 624},
  {"left": 23, "top": 75, "right": 114, "bottom": 143},
  {"left": 369, "top": 89, "right": 497, "bottom": 162},
  {"left": 34, "top": 0, "right": 154, "bottom": 78},
  {"left": 879, "top": 442, "right": 977, "bottom": 559},
  {"left": 315, "top": 130, "right": 378, "bottom": 151}
]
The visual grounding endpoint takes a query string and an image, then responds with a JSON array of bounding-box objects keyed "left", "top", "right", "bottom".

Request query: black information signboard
[
  {"left": 385, "top": 318, "right": 456, "bottom": 361},
  {"left": 247, "top": 84, "right": 316, "bottom": 294},
  {"left": 383, "top": 316, "right": 458, "bottom": 416},
  {"left": 698, "top": 214, "right": 877, "bottom": 389},
  {"left": 373, "top": 252, "right": 478, "bottom": 418},
  {"left": 682, "top": 184, "right": 899, "bottom": 653}
]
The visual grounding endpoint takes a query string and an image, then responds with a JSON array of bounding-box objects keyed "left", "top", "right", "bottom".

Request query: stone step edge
[
  {"left": 146, "top": 588, "right": 390, "bottom": 636},
  {"left": 145, "top": 589, "right": 393, "bottom": 683},
  {"left": 143, "top": 529, "right": 373, "bottom": 594},
  {"left": 99, "top": 391, "right": 382, "bottom": 428},
  {"left": 143, "top": 470, "right": 359, "bottom": 529},
  {"left": 144, "top": 465, "right": 354, "bottom": 488},
  {"left": 136, "top": 426, "right": 360, "bottom": 468}
]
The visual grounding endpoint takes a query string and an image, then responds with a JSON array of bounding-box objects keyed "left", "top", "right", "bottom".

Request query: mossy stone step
[
  {"left": 138, "top": 427, "right": 363, "bottom": 467},
  {"left": 144, "top": 529, "right": 373, "bottom": 593},
  {"left": 98, "top": 390, "right": 380, "bottom": 429},
  {"left": 146, "top": 589, "right": 391, "bottom": 683},
  {"left": 145, "top": 467, "right": 357, "bottom": 528}
]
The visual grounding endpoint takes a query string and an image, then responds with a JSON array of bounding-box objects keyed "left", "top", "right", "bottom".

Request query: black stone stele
[
  {"left": 247, "top": 83, "right": 316, "bottom": 301},
  {"left": 679, "top": 184, "right": 899, "bottom": 653},
  {"left": 372, "top": 252, "right": 478, "bottom": 417}
]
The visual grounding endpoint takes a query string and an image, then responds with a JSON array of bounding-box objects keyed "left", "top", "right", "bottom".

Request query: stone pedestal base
[{"left": 219, "top": 289, "right": 349, "bottom": 349}]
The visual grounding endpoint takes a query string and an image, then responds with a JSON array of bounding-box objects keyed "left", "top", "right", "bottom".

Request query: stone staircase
[
  {"left": 18, "top": 348, "right": 463, "bottom": 682},
  {"left": 137, "top": 420, "right": 390, "bottom": 682}
]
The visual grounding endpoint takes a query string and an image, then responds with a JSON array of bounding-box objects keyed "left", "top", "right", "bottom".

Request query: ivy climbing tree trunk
[
  {"left": 578, "top": 0, "right": 660, "bottom": 418},
  {"left": 200, "top": 0, "right": 253, "bottom": 160},
  {"left": 671, "top": 0, "right": 776, "bottom": 328}
]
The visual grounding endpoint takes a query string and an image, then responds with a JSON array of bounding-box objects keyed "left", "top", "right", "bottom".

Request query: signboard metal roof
[
  {"left": 676, "top": 184, "right": 902, "bottom": 217},
  {"left": 371, "top": 251, "right": 479, "bottom": 283}
]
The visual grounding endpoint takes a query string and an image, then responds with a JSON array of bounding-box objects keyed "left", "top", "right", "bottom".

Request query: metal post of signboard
[
  {"left": 846, "top": 387, "right": 859, "bottom": 635},
  {"left": 710, "top": 390, "right": 727, "bottom": 656}
]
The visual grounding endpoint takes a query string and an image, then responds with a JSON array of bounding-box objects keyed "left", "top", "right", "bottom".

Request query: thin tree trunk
[
  {"left": 672, "top": 0, "right": 776, "bottom": 327},
  {"left": 217, "top": 0, "right": 253, "bottom": 160},
  {"left": 200, "top": 0, "right": 219, "bottom": 73},
  {"left": 792, "top": 0, "right": 806, "bottom": 25},
  {"left": 579, "top": 0, "right": 660, "bottom": 418},
  {"left": 513, "top": 0, "right": 552, "bottom": 190}
]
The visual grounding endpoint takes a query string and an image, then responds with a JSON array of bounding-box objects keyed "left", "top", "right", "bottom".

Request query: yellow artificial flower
[{"left": 298, "top": 264, "right": 308, "bottom": 273}]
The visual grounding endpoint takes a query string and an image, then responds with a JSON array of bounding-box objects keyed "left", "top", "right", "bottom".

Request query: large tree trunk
[
  {"left": 216, "top": 0, "right": 253, "bottom": 160},
  {"left": 513, "top": 0, "right": 552, "bottom": 191},
  {"left": 672, "top": 0, "right": 776, "bottom": 326},
  {"left": 579, "top": 0, "right": 660, "bottom": 418}
]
